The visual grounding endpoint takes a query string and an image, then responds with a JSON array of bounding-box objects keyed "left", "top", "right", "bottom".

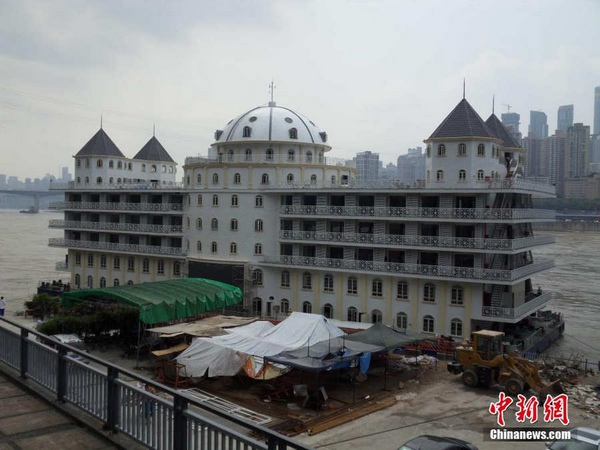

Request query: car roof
[
  {"left": 51, "top": 334, "right": 83, "bottom": 343},
  {"left": 571, "top": 428, "right": 600, "bottom": 444},
  {"left": 402, "top": 435, "right": 477, "bottom": 450}
]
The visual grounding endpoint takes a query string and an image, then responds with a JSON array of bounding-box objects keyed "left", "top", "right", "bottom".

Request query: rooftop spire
[
  {"left": 100, "top": 114, "right": 103, "bottom": 129},
  {"left": 268, "top": 80, "right": 276, "bottom": 107},
  {"left": 492, "top": 95, "right": 495, "bottom": 114},
  {"left": 463, "top": 78, "right": 466, "bottom": 99},
  {"left": 153, "top": 124, "right": 156, "bottom": 137}
]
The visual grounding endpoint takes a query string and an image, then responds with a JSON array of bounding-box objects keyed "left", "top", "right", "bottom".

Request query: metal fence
[{"left": 0, "top": 317, "right": 313, "bottom": 450}]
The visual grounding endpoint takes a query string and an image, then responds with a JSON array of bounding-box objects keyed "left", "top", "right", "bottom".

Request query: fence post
[
  {"left": 173, "top": 393, "right": 188, "bottom": 450},
  {"left": 19, "top": 328, "right": 29, "bottom": 379},
  {"left": 56, "top": 347, "right": 67, "bottom": 402},
  {"left": 106, "top": 367, "right": 119, "bottom": 431}
]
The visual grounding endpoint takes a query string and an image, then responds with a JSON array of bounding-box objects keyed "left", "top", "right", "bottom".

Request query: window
[
  {"left": 289, "top": 128, "right": 298, "bottom": 139},
  {"left": 477, "top": 170, "right": 485, "bottom": 181},
  {"left": 436, "top": 170, "right": 444, "bottom": 182},
  {"left": 331, "top": 175, "right": 336, "bottom": 185},
  {"left": 397, "top": 281, "right": 408, "bottom": 300},
  {"left": 230, "top": 242, "right": 237, "bottom": 254},
  {"left": 187, "top": 217, "right": 191, "bottom": 229},
  {"left": 458, "top": 143, "right": 467, "bottom": 156},
  {"left": 255, "top": 195, "right": 263, "bottom": 207},
  {"left": 97, "top": 159, "right": 103, "bottom": 168},
  {"left": 162, "top": 164, "right": 166, "bottom": 173},
  {"left": 87, "top": 254, "right": 94, "bottom": 267},
  {"left": 252, "top": 269, "right": 263, "bottom": 286},
  {"left": 76, "top": 176, "right": 81, "bottom": 184},
  {"left": 230, "top": 219, "right": 238, "bottom": 231},
  {"left": 231, "top": 194, "right": 238, "bottom": 207},
  {"left": 437, "top": 144, "right": 446, "bottom": 156},
  {"left": 109, "top": 177, "right": 114, "bottom": 184},
  {"left": 77, "top": 159, "right": 81, "bottom": 168},
  {"left": 426, "top": 146, "right": 431, "bottom": 158},
  {"left": 173, "top": 261, "right": 181, "bottom": 276},
  {"left": 281, "top": 271, "right": 290, "bottom": 288},
  {"left": 306, "top": 151, "right": 313, "bottom": 163},
  {"left": 129, "top": 163, "right": 133, "bottom": 171},
  {"left": 151, "top": 164, "right": 157, "bottom": 173},
  {"left": 127, "top": 257, "right": 135, "bottom": 272},
  {"left": 451, "top": 318, "right": 463, "bottom": 337},
  {"left": 127, "top": 280, "right": 134, "bottom": 285},
  {"left": 234, "top": 173, "right": 241, "bottom": 184},
  {"left": 424, "top": 283, "right": 436, "bottom": 302},
  {"left": 323, "top": 303, "right": 333, "bottom": 319},
  {"left": 85, "top": 158, "right": 90, "bottom": 168},
  {"left": 288, "top": 149, "right": 295, "bottom": 161},
  {"left": 197, "top": 174, "right": 202, "bottom": 184},
  {"left": 226, "top": 149, "right": 233, "bottom": 161},
  {"left": 243, "top": 126, "right": 252, "bottom": 138},
  {"left": 87, "top": 275, "right": 93, "bottom": 288},
  {"left": 74, "top": 274, "right": 80, "bottom": 288},
  {"left": 263, "top": 148, "right": 272, "bottom": 161},
  {"left": 347, "top": 307, "right": 358, "bottom": 322},
  {"left": 113, "top": 256, "right": 120, "bottom": 270},
  {"left": 142, "top": 258, "right": 149, "bottom": 273},
  {"left": 85, "top": 176, "right": 89, "bottom": 184},
  {"left": 211, "top": 241, "right": 218, "bottom": 253},
  {"left": 254, "top": 243, "right": 262, "bottom": 255},
  {"left": 113, "top": 278, "right": 120, "bottom": 287},
  {"left": 197, "top": 194, "right": 202, "bottom": 206},
  {"left": 255, "top": 219, "right": 263, "bottom": 232},
  {"left": 75, "top": 252, "right": 81, "bottom": 266},
  {"left": 459, "top": 169, "right": 467, "bottom": 181},
  {"left": 245, "top": 148, "right": 252, "bottom": 161},
  {"left": 451, "top": 286, "right": 464, "bottom": 305},
  {"left": 99, "top": 277, "right": 106, "bottom": 288},
  {"left": 286, "top": 173, "right": 294, "bottom": 183},
  {"left": 261, "top": 174, "right": 269, "bottom": 185},
  {"left": 196, "top": 241, "right": 202, "bottom": 252},
  {"left": 100, "top": 255, "right": 107, "bottom": 268},
  {"left": 396, "top": 312, "right": 408, "bottom": 329},
  {"left": 310, "top": 174, "right": 317, "bottom": 185},
  {"left": 324, "top": 274, "right": 334, "bottom": 293},
  {"left": 196, "top": 218, "right": 202, "bottom": 229},
  {"left": 423, "top": 315, "right": 435, "bottom": 333},
  {"left": 212, "top": 173, "right": 219, "bottom": 184},
  {"left": 212, "top": 194, "right": 219, "bottom": 206},
  {"left": 477, "top": 144, "right": 485, "bottom": 156},
  {"left": 117, "top": 161, "right": 122, "bottom": 169},
  {"left": 372, "top": 278, "right": 383, "bottom": 297},
  {"left": 157, "top": 260, "right": 165, "bottom": 274},
  {"left": 302, "top": 272, "right": 312, "bottom": 290},
  {"left": 211, "top": 218, "right": 218, "bottom": 230},
  {"left": 372, "top": 309, "right": 382, "bottom": 324},
  {"left": 347, "top": 277, "right": 358, "bottom": 294}
]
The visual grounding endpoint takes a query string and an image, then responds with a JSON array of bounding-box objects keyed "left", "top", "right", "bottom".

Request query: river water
[{"left": 0, "top": 210, "right": 599, "bottom": 362}]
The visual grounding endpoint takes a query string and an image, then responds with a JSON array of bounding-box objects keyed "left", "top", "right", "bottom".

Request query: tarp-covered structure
[
  {"left": 60, "top": 278, "right": 243, "bottom": 324},
  {"left": 177, "top": 312, "right": 345, "bottom": 378},
  {"left": 345, "top": 323, "right": 429, "bottom": 350}
]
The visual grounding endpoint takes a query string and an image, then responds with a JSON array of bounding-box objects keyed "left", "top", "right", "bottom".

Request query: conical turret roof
[
  {"left": 485, "top": 114, "right": 521, "bottom": 148},
  {"left": 427, "top": 98, "right": 495, "bottom": 140},
  {"left": 75, "top": 128, "right": 125, "bottom": 157},
  {"left": 133, "top": 136, "right": 175, "bottom": 162}
]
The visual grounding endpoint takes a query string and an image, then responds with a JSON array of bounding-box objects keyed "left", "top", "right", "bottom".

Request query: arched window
[
  {"left": 331, "top": 175, "right": 337, "bottom": 185},
  {"left": 113, "top": 278, "right": 120, "bottom": 287},
  {"left": 252, "top": 269, "right": 263, "bottom": 286},
  {"left": 477, "top": 170, "right": 485, "bottom": 181},
  {"left": 128, "top": 163, "right": 132, "bottom": 171},
  {"left": 261, "top": 173, "right": 269, "bottom": 185},
  {"left": 76, "top": 176, "right": 81, "bottom": 184},
  {"left": 196, "top": 173, "right": 202, "bottom": 184},
  {"left": 372, "top": 279, "right": 383, "bottom": 297},
  {"left": 151, "top": 164, "right": 157, "bottom": 173},
  {"left": 113, "top": 256, "right": 120, "bottom": 270},
  {"left": 255, "top": 195, "right": 263, "bottom": 207},
  {"left": 142, "top": 258, "right": 149, "bottom": 273},
  {"left": 234, "top": 173, "right": 241, "bottom": 184},
  {"left": 211, "top": 241, "right": 218, "bottom": 253},
  {"left": 302, "top": 301, "right": 312, "bottom": 314},
  {"left": 100, "top": 277, "right": 106, "bottom": 288},
  {"left": 245, "top": 148, "right": 252, "bottom": 161},
  {"left": 212, "top": 194, "right": 219, "bottom": 206},
  {"left": 169, "top": 165, "right": 174, "bottom": 174},
  {"left": 96, "top": 177, "right": 103, "bottom": 184},
  {"left": 255, "top": 219, "right": 263, "bottom": 232},
  {"left": 323, "top": 274, "right": 334, "bottom": 292},
  {"left": 437, "top": 144, "right": 446, "bottom": 156},
  {"left": 87, "top": 254, "right": 94, "bottom": 267},
  {"left": 77, "top": 159, "right": 82, "bottom": 168},
  {"left": 286, "top": 173, "right": 294, "bottom": 184},
  {"left": 196, "top": 241, "right": 202, "bottom": 252},
  {"left": 74, "top": 274, "right": 80, "bottom": 288},
  {"left": 281, "top": 271, "right": 290, "bottom": 287},
  {"left": 310, "top": 174, "right": 317, "bottom": 185},
  {"left": 162, "top": 165, "right": 166, "bottom": 173},
  {"left": 157, "top": 260, "right": 165, "bottom": 274},
  {"left": 224, "top": 149, "right": 232, "bottom": 162},
  {"left": 396, "top": 312, "right": 408, "bottom": 329},
  {"left": 306, "top": 151, "right": 313, "bottom": 163},
  {"left": 266, "top": 148, "right": 273, "bottom": 161},
  {"left": 186, "top": 217, "right": 191, "bottom": 229},
  {"left": 289, "top": 128, "right": 298, "bottom": 139},
  {"left": 254, "top": 243, "right": 262, "bottom": 255},
  {"left": 287, "top": 149, "right": 295, "bottom": 161},
  {"left": 116, "top": 177, "right": 121, "bottom": 184},
  {"left": 212, "top": 173, "right": 219, "bottom": 184},
  {"left": 436, "top": 170, "right": 444, "bottom": 182},
  {"left": 127, "top": 257, "right": 135, "bottom": 272},
  {"left": 458, "top": 143, "right": 467, "bottom": 156},
  {"left": 302, "top": 272, "right": 312, "bottom": 290},
  {"left": 109, "top": 177, "right": 114, "bottom": 184},
  {"left": 197, "top": 194, "right": 202, "bottom": 206},
  {"left": 211, "top": 218, "right": 218, "bottom": 230},
  {"left": 347, "top": 276, "right": 358, "bottom": 294},
  {"left": 280, "top": 299, "right": 290, "bottom": 314},
  {"left": 372, "top": 309, "right": 382, "bottom": 324},
  {"left": 323, "top": 303, "right": 333, "bottom": 319},
  {"left": 451, "top": 286, "right": 464, "bottom": 305},
  {"left": 397, "top": 281, "right": 408, "bottom": 299},
  {"left": 230, "top": 218, "right": 238, "bottom": 231},
  {"left": 100, "top": 255, "right": 107, "bottom": 268},
  {"left": 477, "top": 144, "right": 485, "bottom": 156},
  {"left": 97, "top": 159, "right": 103, "bottom": 168},
  {"left": 138, "top": 163, "right": 144, "bottom": 172},
  {"left": 85, "top": 176, "right": 90, "bottom": 184},
  {"left": 347, "top": 307, "right": 358, "bottom": 322},
  {"left": 116, "top": 160, "right": 122, "bottom": 169},
  {"left": 451, "top": 318, "right": 463, "bottom": 337},
  {"left": 243, "top": 126, "right": 252, "bottom": 138},
  {"left": 458, "top": 169, "right": 467, "bottom": 181},
  {"left": 423, "top": 315, "right": 435, "bottom": 333},
  {"left": 87, "top": 275, "right": 93, "bottom": 288},
  {"left": 424, "top": 283, "right": 436, "bottom": 302},
  {"left": 173, "top": 261, "right": 181, "bottom": 276},
  {"left": 127, "top": 280, "right": 134, "bottom": 285},
  {"left": 231, "top": 194, "right": 238, "bottom": 207},
  {"left": 230, "top": 242, "right": 237, "bottom": 254}
]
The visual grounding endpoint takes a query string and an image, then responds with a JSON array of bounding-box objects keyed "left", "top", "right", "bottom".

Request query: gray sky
[{"left": 1, "top": 0, "right": 599, "bottom": 180}]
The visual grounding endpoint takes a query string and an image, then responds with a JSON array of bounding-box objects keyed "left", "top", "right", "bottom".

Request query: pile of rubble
[
  {"left": 388, "top": 354, "right": 438, "bottom": 372},
  {"left": 538, "top": 357, "right": 596, "bottom": 384},
  {"left": 562, "top": 384, "right": 600, "bottom": 419}
]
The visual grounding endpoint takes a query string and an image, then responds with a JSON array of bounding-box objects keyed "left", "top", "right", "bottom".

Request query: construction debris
[
  {"left": 562, "top": 385, "right": 600, "bottom": 418},
  {"left": 388, "top": 354, "right": 438, "bottom": 371}
]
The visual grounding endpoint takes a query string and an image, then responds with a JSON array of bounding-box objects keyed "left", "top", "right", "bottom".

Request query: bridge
[{"left": 0, "top": 189, "right": 62, "bottom": 212}]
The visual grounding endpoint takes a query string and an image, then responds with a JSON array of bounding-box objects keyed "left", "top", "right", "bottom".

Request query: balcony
[
  {"left": 49, "top": 181, "right": 185, "bottom": 190},
  {"left": 262, "top": 256, "right": 554, "bottom": 283},
  {"left": 48, "top": 238, "right": 183, "bottom": 256},
  {"left": 279, "top": 231, "right": 555, "bottom": 251},
  {"left": 49, "top": 219, "right": 183, "bottom": 234},
  {"left": 279, "top": 205, "right": 555, "bottom": 221},
  {"left": 476, "top": 291, "right": 553, "bottom": 322},
  {"left": 53, "top": 202, "right": 183, "bottom": 212}
]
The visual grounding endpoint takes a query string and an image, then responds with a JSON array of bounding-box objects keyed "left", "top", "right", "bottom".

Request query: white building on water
[{"left": 50, "top": 96, "right": 557, "bottom": 341}]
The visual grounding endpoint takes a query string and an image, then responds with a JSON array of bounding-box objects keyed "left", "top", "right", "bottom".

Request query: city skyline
[{"left": 1, "top": 0, "right": 599, "bottom": 179}]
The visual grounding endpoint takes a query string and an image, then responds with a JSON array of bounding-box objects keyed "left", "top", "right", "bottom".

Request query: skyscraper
[
  {"left": 594, "top": 86, "right": 600, "bottom": 136},
  {"left": 557, "top": 105, "right": 574, "bottom": 131},
  {"left": 529, "top": 111, "right": 548, "bottom": 139},
  {"left": 501, "top": 112, "right": 522, "bottom": 144},
  {"left": 565, "top": 123, "right": 590, "bottom": 178},
  {"left": 354, "top": 151, "right": 381, "bottom": 181}
]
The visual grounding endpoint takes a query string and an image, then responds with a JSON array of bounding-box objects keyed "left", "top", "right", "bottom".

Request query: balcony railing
[
  {"left": 262, "top": 256, "right": 554, "bottom": 283},
  {"left": 49, "top": 219, "right": 183, "bottom": 234},
  {"left": 478, "top": 291, "right": 552, "bottom": 321},
  {"left": 279, "top": 231, "right": 555, "bottom": 251},
  {"left": 184, "top": 154, "right": 348, "bottom": 166},
  {"left": 279, "top": 205, "right": 556, "bottom": 221},
  {"left": 49, "top": 238, "right": 183, "bottom": 256},
  {"left": 50, "top": 181, "right": 185, "bottom": 191},
  {"left": 53, "top": 202, "right": 184, "bottom": 212}
]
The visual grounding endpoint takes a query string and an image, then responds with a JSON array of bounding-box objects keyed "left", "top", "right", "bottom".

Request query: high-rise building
[
  {"left": 594, "top": 87, "right": 600, "bottom": 136},
  {"left": 565, "top": 123, "right": 591, "bottom": 179},
  {"left": 529, "top": 111, "right": 548, "bottom": 139},
  {"left": 557, "top": 105, "right": 574, "bottom": 132},
  {"left": 501, "top": 112, "right": 522, "bottom": 145},
  {"left": 355, "top": 151, "right": 381, "bottom": 181},
  {"left": 396, "top": 147, "right": 425, "bottom": 183},
  {"left": 523, "top": 134, "right": 547, "bottom": 178}
]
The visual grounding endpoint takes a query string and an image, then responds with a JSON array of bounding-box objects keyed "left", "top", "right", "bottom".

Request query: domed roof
[{"left": 213, "top": 102, "right": 329, "bottom": 147}]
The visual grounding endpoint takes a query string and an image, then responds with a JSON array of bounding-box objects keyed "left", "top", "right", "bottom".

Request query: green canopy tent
[{"left": 60, "top": 278, "right": 243, "bottom": 325}]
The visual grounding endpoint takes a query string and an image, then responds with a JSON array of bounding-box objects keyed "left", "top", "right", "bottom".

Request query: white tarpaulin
[{"left": 177, "top": 312, "right": 345, "bottom": 378}]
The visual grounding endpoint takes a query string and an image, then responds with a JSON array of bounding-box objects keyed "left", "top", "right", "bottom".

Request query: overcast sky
[{"left": 1, "top": 0, "right": 599, "bottom": 180}]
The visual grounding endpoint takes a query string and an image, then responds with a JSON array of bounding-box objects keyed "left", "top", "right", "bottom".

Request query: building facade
[
  {"left": 557, "top": 105, "right": 574, "bottom": 132},
  {"left": 529, "top": 111, "right": 548, "bottom": 139}
]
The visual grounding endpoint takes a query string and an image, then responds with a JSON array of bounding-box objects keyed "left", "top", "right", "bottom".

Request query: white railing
[
  {"left": 479, "top": 291, "right": 552, "bottom": 320},
  {"left": 279, "top": 205, "right": 556, "bottom": 220},
  {"left": 49, "top": 220, "right": 183, "bottom": 234},
  {"left": 53, "top": 202, "right": 183, "bottom": 212},
  {"left": 49, "top": 182, "right": 185, "bottom": 191},
  {"left": 48, "top": 238, "right": 183, "bottom": 256},
  {"left": 184, "top": 154, "right": 349, "bottom": 166},
  {"left": 279, "top": 231, "right": 555, "bottom": 250},
  {"left": 262, "top": 256, "right": 554, "bottom": 282}
]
